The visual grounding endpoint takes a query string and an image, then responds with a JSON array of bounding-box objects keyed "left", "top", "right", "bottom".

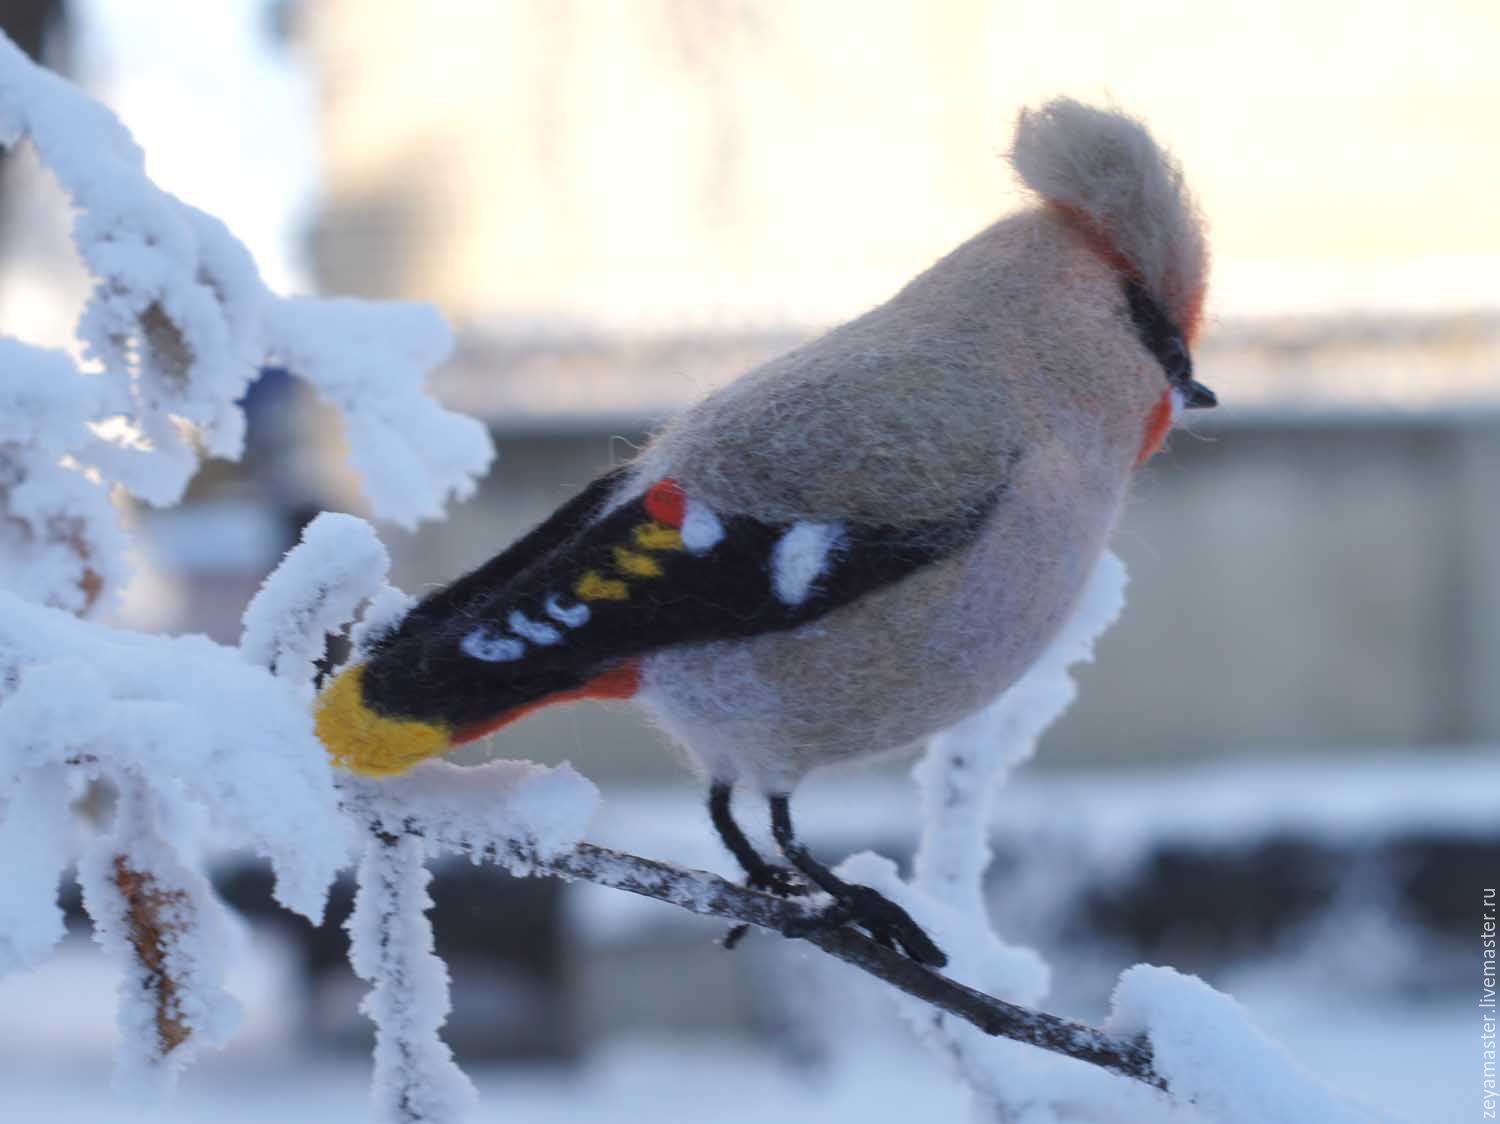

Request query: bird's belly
[{"left": 637, "top": 492, "right": 1114, "bottom": 792}]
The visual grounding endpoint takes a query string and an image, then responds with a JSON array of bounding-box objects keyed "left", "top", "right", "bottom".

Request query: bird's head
[{"left": 1010, "top": 98, "right": 1215, "bottom": 462}]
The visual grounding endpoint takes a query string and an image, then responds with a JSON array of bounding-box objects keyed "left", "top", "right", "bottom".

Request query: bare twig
[{"left": 358, "top": 801, "right": 1166, "bottom": 1094}]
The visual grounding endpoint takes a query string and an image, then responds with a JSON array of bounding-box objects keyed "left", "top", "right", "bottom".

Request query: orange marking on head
[
  {"left": 450, "top": 660, "right": 642, "bottom": 745},
  {"left": 1049, "top": 201, "right": 1204, "bottom": 341},
  {"left": 643, "top": 479, "right": 686, "bottom": 528},
  {"left": 1048, "top": 201, "right": 1135, "bottom": 277},
  {"left": 1180, "top": 284, "right": 1206, "bottom": 345},
  {"left": 1136, "top": 389, "right": 1176, "bottom": 465}
]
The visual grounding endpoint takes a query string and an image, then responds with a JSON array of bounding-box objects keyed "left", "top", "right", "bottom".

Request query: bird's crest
[{"left": 1012, "top": 98, "right": 1208, "bottom": 342}]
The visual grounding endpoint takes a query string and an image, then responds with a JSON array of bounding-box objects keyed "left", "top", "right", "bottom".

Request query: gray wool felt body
[{"left": 627, "top": 101, "right": 1209, "bottom": 794}]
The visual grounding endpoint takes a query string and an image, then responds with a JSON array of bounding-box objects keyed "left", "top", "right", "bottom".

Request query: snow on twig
[
  {"left": 1109, "top": 966, "right": 1408, "bottom": 1124},
  {"left": 914, "top": 552, "right": 1128, "bottom": 913},
  {"left": 0, "top": 29, "right": 491, "bottom": 1106},
  {"left": 348, "top": 833, "right": 477, "bottom": 1124},
  {"left": 242, "top": 513, "right": 390, "bottom": 692},
  {"left": 344, "top": 768, "right": 1165, "bottom": 1093},
  {"left": 0, "top": 31, "right": 491, "bottom": 579},
  {"left": 0, "top": 763, "right": 74, "bottom": 973},
  {"left": 887, "top": 553, "right": 1128, "bottom": 1117},
  {"left": 75, "top": 781, "right": 242, "bottom": 1098},
  {"left": 0, "top": 590, "right": 345, "bottom": 919},
  {"left": 336, "top": 753, "right": 598, "bottom": 1123}
]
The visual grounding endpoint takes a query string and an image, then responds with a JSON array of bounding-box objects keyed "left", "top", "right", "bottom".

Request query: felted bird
[{"left": 315, "top": 98, "right": 1214, "bottom": 967}]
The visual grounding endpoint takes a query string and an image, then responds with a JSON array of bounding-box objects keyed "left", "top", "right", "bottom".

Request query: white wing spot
[
  {"left": 509, "top": 610, "right": 562, "bottom": 645},
  {"left": 545, "top": 595, "right": 591, "bottom": 629},
  {"left": 772, "top": 522, "right": 843, "bottom": 606},
  {"left": 461, "top": 627, "right": 526, "bottom": 663},
  {"left": 681, "top": 500, "right": 725, "bottom": 554}
]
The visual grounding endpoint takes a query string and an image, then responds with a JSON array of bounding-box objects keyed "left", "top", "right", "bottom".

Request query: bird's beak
[{"left": 1182, "top": 379, "right": 1217, "bottom": 409}]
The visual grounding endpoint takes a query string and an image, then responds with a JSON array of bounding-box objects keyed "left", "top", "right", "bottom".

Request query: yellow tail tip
[{"left": 314, "top": 664, "right": 451, "bottom": 777}]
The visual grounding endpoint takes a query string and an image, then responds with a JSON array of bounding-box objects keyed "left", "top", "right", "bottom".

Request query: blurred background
[{"left": 0, "top": 1, "right": 1494, "bottom": 1120}]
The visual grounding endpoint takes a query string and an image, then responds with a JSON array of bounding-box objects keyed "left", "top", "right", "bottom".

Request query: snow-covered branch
[
  {"left": 0, "top": 29, "right": 490, "bottom": 1104},
  {"left": 0, "top": 33, "right": 492, "bottom": 535},
  {"left": 348, "top": 833, "right": 476, "bottom": 1124},
  {"left": 339, "top": 762, "right": 1166, "bottom": 1093}
]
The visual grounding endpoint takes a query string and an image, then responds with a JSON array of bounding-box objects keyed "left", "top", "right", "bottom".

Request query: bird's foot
[
  {"left": 722, "top": 866, "right": 809, "bottom": 950},
  {"left": 784, "top": 884, "right": 947, "bottom": 968},
  {"left": 745, "top": 863, "right": 810, "bottom": 898}
]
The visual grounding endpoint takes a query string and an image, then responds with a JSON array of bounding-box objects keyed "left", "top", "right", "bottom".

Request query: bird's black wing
[{"left": 357, "top": 474, "right": 999, "bottom": 737}]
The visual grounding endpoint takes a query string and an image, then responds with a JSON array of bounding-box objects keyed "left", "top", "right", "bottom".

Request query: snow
[
  {"left": 0, "top": 764, "right": 73, "bottom": 974},
  {"left": 0, "top": 334, "right": 124, "bottom": 616},
  {"left": 0, "top": 924, "right": 1464, "bottom": 1123},
  {"left": 350, "top": 585, "right": 419, "bottom": 658},
  {"left": 0, "top": 33, "right": 498, "bottom": 1108},
  {"left": 341, "top": 759, "right": 601, "bottom": 870},
  {"left": 241, "top": 513, "right": 390, "bottom": 693},
  {"left": 0, "top": 589, "right": 345, "bottom": 921},
  {"left": 0, "top": 30, "right": 492, "bottom": 540},
  {"left": 862, "top": 554, "right": 1133, "bottom": 1119},
  {"left": 912, "top": 551, "right": 1127, "bottom": 916},
  {"left": 347, "top": 835, "right": 476, "bottom": 1124},
  {"left": 1109, "top": 965, "right": 1405, "bottom": 1124},
  {"left": 264, "top": 297, "right": 495, "bottom": 529},
  {"left": 76, "top": 781, "right": 244, "bottom": 1099}
]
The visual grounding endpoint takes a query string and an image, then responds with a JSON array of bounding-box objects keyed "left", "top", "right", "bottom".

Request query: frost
[
  {"left": 1108, "top": 966, "right": 1405, "bottom": 1124},
  {"left": 348, "top": 835, "right": 477, "bottom": 1124},
  {"left": 336, "top": 752, "right": 597, "bottom": 1124},
  {"left": 838, "top": 552, "right": 1400, "bottom": 1123},
  {"left": 0, "top": 765, "right": 73, "bottom": 974},
  {"left": 0, "top": 589, "right": 345, "bottom": 920},
  {"left": 265, "top": 298, "right": 493, "bottom": 528},
  {"left": 241, "top": 513, "right": 390, "bottom": 693},
  {"left": 76, "top": 783, "right": 243, "bottom": 1099},
  {"left": 0, "top": 31, "right": 496, "bottom": 1110},
  {"left": 341, "top": 759, "right": 601, "bottom": 869},
  {"left": 0, "top": 31, "right": 492, "bottom": 551}
]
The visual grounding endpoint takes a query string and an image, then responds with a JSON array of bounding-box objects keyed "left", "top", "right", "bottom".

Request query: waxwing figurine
[{"left": 316, "top": 98, "right": 1215, "bottom": 966}]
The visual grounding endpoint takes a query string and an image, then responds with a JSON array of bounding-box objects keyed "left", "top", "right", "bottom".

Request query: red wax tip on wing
[
  {"left": 643, "top": 479, "right": 687, "bottom": 527},
  {"left": 450, "top": 660, "right": 643, "bottom": 745},
  {"left": 1136, "top": 389, "right": 1175, "bottom": 465}
]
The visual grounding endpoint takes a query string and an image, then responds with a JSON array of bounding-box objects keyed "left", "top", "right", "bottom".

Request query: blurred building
[{"left": 295, "top": 0, "right": 1500, "bottom": 776}]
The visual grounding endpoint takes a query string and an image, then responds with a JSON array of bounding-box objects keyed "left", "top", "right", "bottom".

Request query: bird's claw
[
  {"left": 783, "top": 884, "right": 947, "bottom": 968},
  {"left": 721, "top": 866, "right": 810, "bottom": 951},
  {"left": 746, "top": 864, "right": 810, "bottom": 898}
]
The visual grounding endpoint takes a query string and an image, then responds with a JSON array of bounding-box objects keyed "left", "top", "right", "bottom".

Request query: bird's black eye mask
[{"left": 1123, "top": 278, "right": 1216, "bottom": 409}]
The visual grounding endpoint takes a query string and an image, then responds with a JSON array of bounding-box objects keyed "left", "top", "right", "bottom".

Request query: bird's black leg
[
  {"left": 708, "top": 782, "right": 806, "bottom": 951},
  {"left": 708, "top": 782, "right": 806, "bottom": 896},
  {"left": 768, "top": 793, "right": 947, "bottom": 968}
]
